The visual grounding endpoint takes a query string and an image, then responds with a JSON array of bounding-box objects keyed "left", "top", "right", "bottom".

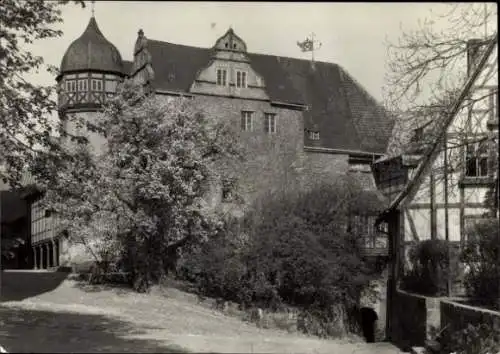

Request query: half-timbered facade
[{"left": 374, "top": 36, "right": 498, "bottom": 294}]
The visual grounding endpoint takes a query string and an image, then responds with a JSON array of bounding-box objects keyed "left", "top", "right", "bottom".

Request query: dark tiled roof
[
  {"left": 278, "top": 58, "right": 362, "bottom": 151},
  {"left": 147, "top": 40, "right": 212, "bottom": 92},
  {"left": 122, "top": 39, "right": 393, "bottom": 153},
  {"left": 247, "top": 54, "right": 304, "bottom": 105},
  {"left": 339, "top": 69, "right": 395, "bottom": 153},
  {"left": 60, "top": 17, "right": 124, "bottom": 75},
  {"left": 350, "top": 189, "right": 389, "bottom": 214},
  {"left": 123, "top": 60, "right": 133, "bottom": 76}
]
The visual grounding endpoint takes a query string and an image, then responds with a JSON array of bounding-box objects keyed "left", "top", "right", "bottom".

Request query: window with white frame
[
  {"left": 241, "top": 111, "right": 253, "bottom": 131},
  {"left": 465, "top": 140, "right": 489, "bottom": 177},
  {"left": 91, "top": 79, "right": 103, "bottom": 91},
  {"left": 236, "top": 70, "right": 247, "bottom": 88},
  {"left": 78, "top": 79, "right": 88, "bottom": 92},
  {"left": 264, "top": 113, "right": 276, "bottom": 134},
  {"left": 309, "top": 130, "right": 320, "bottom": 140},
  {"left": 66, "top": 79, "right": 76, "bottom": 92},
  {"left": 216, "top": 68, "right": 227, "bottom": 86}
]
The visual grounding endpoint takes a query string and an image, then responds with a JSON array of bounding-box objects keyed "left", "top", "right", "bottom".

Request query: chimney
[{"left": 466, "top": 38, "right": 486, "bottom": 77}]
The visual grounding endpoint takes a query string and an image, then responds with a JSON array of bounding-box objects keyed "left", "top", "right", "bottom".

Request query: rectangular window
[
  {"left": 465, "top": 140, "right": 489, "bottom": 177},
  {"left": 241, "top": 111, "right": 253, "bottom": 131},
  {"left": 236, "top": 70, "right": 247, "bottom": 88},
  {"left": 77, "top": 79, "right": 88, "bottom": 92},
  {"left": 92, "top": 79, "right": 103, "bottom": 91},
  {"left": 66, "top": 80, "right": 76, "bottom": 92},
  {"left": 216, "top": 68, "right": 227, "bottom": 86},
  {"left": 308, "top": 131, "right": 320, "bottom": 140},
  {"left": 264, "top": 113, "right": 276, "bottom": 134}
]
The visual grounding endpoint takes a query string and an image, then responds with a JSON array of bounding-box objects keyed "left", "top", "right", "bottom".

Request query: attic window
[
  {"left": 236, "top": 71, "right": 247, "bottom": 88},
  {"left": 309, "top": 131, "right": 320, "bottom": 140},
  {"left": 225, "top": 42, "right": 228, "bottom": 48},
  {"left": 216, "top": 68, "right": 227, "bottom": 86},
  {"left": 233, "top": 43, "right": 237, "bottom": 49}
]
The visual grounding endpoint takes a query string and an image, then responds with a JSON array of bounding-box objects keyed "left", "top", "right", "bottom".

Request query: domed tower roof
[{"left": 59, "top": 16, "right": 124, "bottom": 76}]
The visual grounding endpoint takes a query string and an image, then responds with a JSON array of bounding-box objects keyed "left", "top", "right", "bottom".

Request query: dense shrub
[
  {"left": 400, "top": 239, "right": 450, "bottom": 296},
  {"left": 178, "top": 179, "right": 382, "bottom": 337},
  {"left": 460, "top": 218, "right": 500, "bottom": 307},
  {"left": 441, "top": 322, "right": 500, "bottom": 354}
]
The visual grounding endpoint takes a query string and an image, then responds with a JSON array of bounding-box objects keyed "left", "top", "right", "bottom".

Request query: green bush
[
  {"left": 460, "top": 218, "right": 500, "bottom": 307},
  {"left": 441, "top": 322, "right": 500, "bottom": 354},
  {"left": 177, "top": 179, "right": 382, "bottom": 337},
  {"left": 400, "top": 239, "right": 450, "bottom": 296}
]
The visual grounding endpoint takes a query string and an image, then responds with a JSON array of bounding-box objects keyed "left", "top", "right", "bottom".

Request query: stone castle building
[{"left": 13, "top": 14, "right": 394, "bottom": 271}]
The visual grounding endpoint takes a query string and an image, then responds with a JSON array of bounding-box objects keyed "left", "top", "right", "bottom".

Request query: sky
[{"left": 26, "top": 1, "right": 459, "bottom": 103}]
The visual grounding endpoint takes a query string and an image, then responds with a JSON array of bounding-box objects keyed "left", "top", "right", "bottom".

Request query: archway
[{"left": 360, "top": 306, "right": 378, "bottom": 343}]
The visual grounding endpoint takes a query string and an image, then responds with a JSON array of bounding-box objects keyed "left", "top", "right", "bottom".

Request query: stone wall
[
  {"left": 360, "top": 272, "right": 389, "bottom": 342},
  {"left": 187, "top": 94, "right": 354, "bottom": 207}
]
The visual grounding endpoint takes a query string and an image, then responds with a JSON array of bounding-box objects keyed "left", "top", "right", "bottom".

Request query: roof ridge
[{"left": 146, "top": 38, "right": 341, "bottom": 67}]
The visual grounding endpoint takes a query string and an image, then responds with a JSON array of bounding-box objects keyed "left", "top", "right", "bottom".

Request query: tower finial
[{"left": 91, "top": 0, "right": 95, "bottom": 17}]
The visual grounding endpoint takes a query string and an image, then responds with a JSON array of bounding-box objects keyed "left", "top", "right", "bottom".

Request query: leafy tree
[
  {"left": 0, "top": 0, "right": 84, "bottom": 258},
  {"left": 0, "top": 0, "right": 85, "bottom": 186},
  {"left": 38, "top": 80, "right": 242, "bottom": 291}
]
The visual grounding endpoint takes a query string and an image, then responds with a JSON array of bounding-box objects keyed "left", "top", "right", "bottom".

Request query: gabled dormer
[
  {"left": 189, "top": 28, "right": 268, "bottom": 100},
  {"left": 213, "top": 27, "right": 247, "bottom": 54}
]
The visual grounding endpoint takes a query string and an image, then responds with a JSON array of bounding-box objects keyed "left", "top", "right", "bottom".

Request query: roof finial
[
  {"left": 297, "top": 32, "right": 322, "bottom": 70},
  {"left": 91, "top": 0, "right": 95, "bottom": 17}
]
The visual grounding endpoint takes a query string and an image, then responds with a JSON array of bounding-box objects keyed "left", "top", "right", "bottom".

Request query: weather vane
[{"left": 297, "top": 33, "right": 322, "bottom": 68}]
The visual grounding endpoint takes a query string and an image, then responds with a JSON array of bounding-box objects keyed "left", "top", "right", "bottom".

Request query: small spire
[{"left": 91, "top": 0, "right": 95, "bottom": 17}]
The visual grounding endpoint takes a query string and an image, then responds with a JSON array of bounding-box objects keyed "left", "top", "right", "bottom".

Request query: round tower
[
  {"left": 56, "top": 14, "right": 125, "bottom": 154},
  {"left": 57, "top": 15, "right": 125, "bottom": 112}
]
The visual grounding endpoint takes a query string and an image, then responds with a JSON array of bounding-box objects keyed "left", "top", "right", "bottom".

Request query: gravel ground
[{"left": 0, "top": 271, "right": 403, "bottom": 353}]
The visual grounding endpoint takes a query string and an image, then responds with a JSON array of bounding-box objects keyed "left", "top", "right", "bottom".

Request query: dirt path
[{"left": 0, "top": 271, "right": 402, "bottom": 353}]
